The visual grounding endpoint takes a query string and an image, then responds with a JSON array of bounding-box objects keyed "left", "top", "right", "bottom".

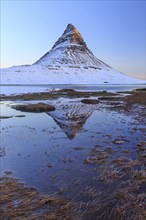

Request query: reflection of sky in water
[{"left": 0, "top": 100, "right": 145, "bottom": 196}]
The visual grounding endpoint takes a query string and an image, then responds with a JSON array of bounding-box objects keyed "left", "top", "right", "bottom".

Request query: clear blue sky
[{"left": 1, "top": 0, "right": 145, "bottom": 79}]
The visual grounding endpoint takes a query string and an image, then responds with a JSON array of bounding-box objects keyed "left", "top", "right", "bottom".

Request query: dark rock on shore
[
  {"left": 81, "top": 99, "right": 100, "bottom": 104},
  {"left": 12, "top": 103, "right": 55, "bottom": 113},
  {"left": 98, "top": 96, "right": 124, "bottom": 101},
  {"left": 58, "top": 88, "right": 75, "bottom": 92},
  {"left": 0, "top": 116, "right": 13, "bottom": 119},
  {"left": 135, "top": 88, "right": 146, "bottom": 91}
]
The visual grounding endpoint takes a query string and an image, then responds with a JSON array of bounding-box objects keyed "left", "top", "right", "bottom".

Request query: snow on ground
[
  {"left": 0, "top": 85, "right": 49, "bottom": 96},
  {"left": 1, "top": 65, "right": 145, "bottom": 86}
]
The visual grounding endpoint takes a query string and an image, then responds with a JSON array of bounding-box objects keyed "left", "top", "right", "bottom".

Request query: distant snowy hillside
[{"left": 1, "top": 24, "right": 145, "bottom": 85}]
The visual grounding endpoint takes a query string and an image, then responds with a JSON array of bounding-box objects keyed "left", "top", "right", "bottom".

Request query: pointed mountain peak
[
  {"left": 64, "top": 23, "right": 79, "bottom": 35},
  {"left": 52, "top": 23, "right": 87, "bottom": 49},
  {"left": 66, "top": 23, "right": 76, "bottom": 30},
  {"left": 35, "top": 23, "right": 107, "bottom": 67}
]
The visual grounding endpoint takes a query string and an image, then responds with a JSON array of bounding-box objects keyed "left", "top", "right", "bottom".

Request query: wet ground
[{"left": 0, "top": 87, "right": 146, "bottom": 219}]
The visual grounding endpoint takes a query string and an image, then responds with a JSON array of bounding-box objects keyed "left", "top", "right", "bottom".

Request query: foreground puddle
[{"left": 1, "top": 98, "right": 146, "bottom": 219}]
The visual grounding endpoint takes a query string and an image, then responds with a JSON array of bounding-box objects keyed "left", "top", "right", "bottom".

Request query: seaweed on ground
[{"left": 0, "top": 175, "right": 79, "bottom": 220}]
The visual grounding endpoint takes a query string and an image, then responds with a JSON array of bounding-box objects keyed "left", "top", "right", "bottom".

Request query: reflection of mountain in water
[{"left": 47, "top": 102, "right": 96, "bottom": 139}]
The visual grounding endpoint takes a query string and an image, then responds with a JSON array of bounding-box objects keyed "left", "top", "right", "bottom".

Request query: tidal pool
[{"left": 0, "top": 95, "right": 146, "bottom": 219}]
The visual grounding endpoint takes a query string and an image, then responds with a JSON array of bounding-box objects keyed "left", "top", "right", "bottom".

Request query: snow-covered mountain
[
  {"left": 1, "top": 24, "right": 145, "bottom": 84},
  {"left": 34, "top": 23, "right": 110, "bottom": 68}
]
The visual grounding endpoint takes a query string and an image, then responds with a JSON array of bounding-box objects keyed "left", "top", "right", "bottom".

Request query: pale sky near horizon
[{"left": 1, "top": 0, "right": 145, "bottom": 80}]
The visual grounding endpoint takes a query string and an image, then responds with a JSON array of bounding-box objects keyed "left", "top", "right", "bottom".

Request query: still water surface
[{"left": 1, "top": 92, "right": 145, "bottom": 199}]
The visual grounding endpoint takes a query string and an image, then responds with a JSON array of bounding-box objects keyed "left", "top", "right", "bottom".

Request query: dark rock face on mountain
[
  {"left": 52, "top": 24, "right": 87, "bottom": 49},
  {"left": 34, "top": 24, "right": 110, "bottom": 69}
]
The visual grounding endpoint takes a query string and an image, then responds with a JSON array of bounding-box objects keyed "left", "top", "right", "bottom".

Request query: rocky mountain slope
[
  {"left": 1, "top": 24, "right": 145, "bottom": 84},
  {"left": 35, "top": 24, "right": 110, "bottom": 69}
]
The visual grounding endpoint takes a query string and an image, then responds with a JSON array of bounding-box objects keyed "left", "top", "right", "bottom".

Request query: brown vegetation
[
  {"left": 125, "top": 90, "right": 146, "bottom": 106},
  {"left": 0, "top": 90, "right": 117, "bottom": 101},
  {"left": 84, "top": 147, "right": 115, "bottom": 165},
  {"left": 0, "top": 175, "right": 78, "bottom": 220}
]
